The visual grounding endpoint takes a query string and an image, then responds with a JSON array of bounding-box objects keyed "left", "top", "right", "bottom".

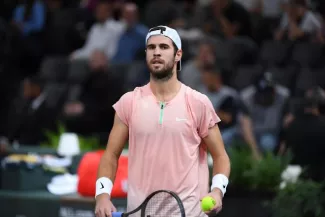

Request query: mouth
[{"left": 151, "top": 59, "right": 164, "bottom": 65}]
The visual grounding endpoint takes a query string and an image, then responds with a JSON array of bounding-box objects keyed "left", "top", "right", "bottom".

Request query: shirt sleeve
[
  {"left": 22, "top": 2, "right": 45, "bottom": 35},
  {"left": 198, "top": 94, "right": 221, "bottom": 138},
  {"left": 112, "top": 92, "right": 133, "bottom": 127}
]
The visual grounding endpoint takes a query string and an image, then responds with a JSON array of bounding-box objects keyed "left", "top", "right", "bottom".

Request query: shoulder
[
  {"left": 240, "top": 86, "right": 256, "bottom": 100},
  {"left": 305, "top": 11, "right": 318, "bottom": 20},
  {"left": 136, "top": 24, "right": 149, "bottom": 35},
  {"left": 221, "top": 86, "right": 238, "bottom": 98},
  {"left": 275, "top": 85, "right": 290, "bottom": 98},
  {"left": 119, "top": 84, "right": 149, "bottom": 101},
  {"left": 184, "top": 85, "right": 212, "bottom": 108}
]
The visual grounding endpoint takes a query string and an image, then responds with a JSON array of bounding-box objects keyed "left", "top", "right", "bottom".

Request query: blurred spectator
[
  {"left": 12, "top": 0, "right": 45, "bottom": 37},
  {"left": 180, "top": 39, "right": 216, "bottom": 90},
  {"left": 62, "top": 71, "right": 122, "bottom": 136},
  {"left": 239, "top": 72, "right": 290, "bottom": 159},
  {"left": 70, "top": 0, "right": 125, "bottom": 66},
  {"left": 111, "top": 3, "right": 148, "bottom": 64},
  {"left": 11, "top": 0, "right": 46, "bottom": 75},
  {"left": 81, "top": 0, "right": 124, "bottom": 20},
  {"left": 282, "top": 86, "right": 325, "bottom": 181},
  {"left": 40, "top": 0, "right": 124, "bottom": 86},
  {"left": 0, "top": 76, "right": 56, "bottom": 147},
  {"left": 202, "top": 0, "right": 253, "bottom": 39},
  {"left": 143, "top": 0, "right": 181, "bottom": 28},
  {"left": 315, "top": 13, "right": 325, "bottom": 43},
  {"left": 274, "top": 0, "right": 321, "bottom": 41},
  {"left": 261, "top": 0, "right": 288, "bottom": 19},
  {"left": 235, "top": 0, "right": 260, "bottom": 12},
  {"left": 252, "top": 0, "right": 288, "bottom": 43},
  {"left": 198, "top": 64, "right": 239, "bottom": 147}
]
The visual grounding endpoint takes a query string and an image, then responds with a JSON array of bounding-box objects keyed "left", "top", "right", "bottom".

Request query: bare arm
[
  {"left": 203, "top": 125, "right": 230, "bottom": 179},
  {"left": 239, "top": 115, "right": 261, "bottom": 160},
  {"left": 97, "top": 113, "right": 129, "bottom": 193}
]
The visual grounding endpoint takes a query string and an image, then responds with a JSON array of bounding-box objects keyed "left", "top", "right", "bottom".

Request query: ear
[{"left": 175, "top": 49, "right": 182, "bottom": 62}]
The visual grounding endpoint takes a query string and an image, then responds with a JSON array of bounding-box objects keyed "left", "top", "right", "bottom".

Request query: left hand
[
  {"left": 201, "top": 188, "right": 223, "bottom": 216},
  {"left": 89, "top": 50, "right": 108, "bottom": 71}
]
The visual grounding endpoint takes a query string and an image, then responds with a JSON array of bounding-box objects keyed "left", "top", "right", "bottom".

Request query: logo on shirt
[{"left": 176, "top": 117, "right": 187, "bottom": 122}]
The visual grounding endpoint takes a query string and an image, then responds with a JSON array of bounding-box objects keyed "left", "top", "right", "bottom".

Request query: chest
[{"left": 130, "top": 99, "right": 196, "bottom": 137}]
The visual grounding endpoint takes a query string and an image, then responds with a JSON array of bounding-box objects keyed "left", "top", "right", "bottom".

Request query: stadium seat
[
  {"left": 230, "top": 64, "right": 264, "bottom": 91},
  {"left": 259, "top": 40, "right": 292, "bottom": 67},
  {"left": 39, "top": 56, "right": 69, "bottom": 82},
  {"left": 290, "top": 42, "right": 324, "bottom": 67},
  {"left": 265, "top": 65, "right": 298, "bottom": 90},
  {"left": 295, "top": 67, "right": 325, "bottom": 96},
  {"left": 42, "top": 83, "right": 69, "bottom": 109},
  {"left": 44, "top": 8, "right": 81, "bottom": 55},
  {"left": 215, "top": 38, "right": 259, "bottom": 72}
]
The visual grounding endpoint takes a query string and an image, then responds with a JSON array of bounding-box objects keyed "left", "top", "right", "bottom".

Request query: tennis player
[{"left": 95, "top": 25, "right": 231, "bottom": 217}]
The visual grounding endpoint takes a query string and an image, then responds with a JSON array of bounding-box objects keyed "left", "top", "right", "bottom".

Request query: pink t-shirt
[{"left": 113, "top": 83, "right": 221, "bottom": 217}]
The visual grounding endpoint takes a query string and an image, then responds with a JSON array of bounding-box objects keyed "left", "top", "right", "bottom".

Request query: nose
[{"left": 153, "top": 47, "right": 161, "bottom": 57}]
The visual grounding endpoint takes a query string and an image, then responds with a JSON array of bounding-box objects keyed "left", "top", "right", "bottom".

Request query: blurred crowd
[{"left": 0, "top": 0, "right": 325, "bottom": 178}]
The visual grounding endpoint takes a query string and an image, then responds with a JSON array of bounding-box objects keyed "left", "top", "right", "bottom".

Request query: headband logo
[{"left": 149, "top": 26, "right": 166, "bottom": 34}]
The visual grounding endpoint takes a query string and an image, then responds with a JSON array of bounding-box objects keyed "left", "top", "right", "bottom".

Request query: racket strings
[{"left": 143, "top": 192, "right": 183, "bottom": 217}]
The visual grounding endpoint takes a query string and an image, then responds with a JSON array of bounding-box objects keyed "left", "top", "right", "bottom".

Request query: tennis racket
[{"left": 112, "top": 189, "right": 186, "bottom": 217}]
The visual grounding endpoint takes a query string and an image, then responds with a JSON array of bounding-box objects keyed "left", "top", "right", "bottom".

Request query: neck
[{"left": 150, "top": 73, "right": 181, "bottom": 102}]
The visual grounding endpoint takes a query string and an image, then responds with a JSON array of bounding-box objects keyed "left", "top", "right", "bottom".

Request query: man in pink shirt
[{"left": 95, "top": 25, "right": 231, "bottom": 217}]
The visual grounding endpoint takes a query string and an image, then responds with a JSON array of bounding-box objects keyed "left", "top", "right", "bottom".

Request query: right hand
[{"left": 95, "top": 194, "right": 117, "bottom": 217}]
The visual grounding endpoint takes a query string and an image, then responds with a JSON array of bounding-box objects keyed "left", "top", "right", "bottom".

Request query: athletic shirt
[{"left": 113, "top": 83, "right": 221, "bottom": 217}]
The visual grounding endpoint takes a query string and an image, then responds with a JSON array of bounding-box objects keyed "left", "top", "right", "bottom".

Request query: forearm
[
  {"left": 97, "top": 150, "right": 119, "bottom": 182},
  {"left": 210, "top": 153, "right": 230, "bottom": 196},
  {"left": 240, "top": 116, "right": 259, "bottom": 153},
  {"left": 242, "top": 126, "right": 258, "bottom": 151},
  {"left": 212, "top": 154, "right": 230, "bottom": 178}
]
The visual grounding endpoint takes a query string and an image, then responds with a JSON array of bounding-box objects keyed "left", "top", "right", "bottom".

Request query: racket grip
[{"left": 112, "top": 212, "right": 123, "bottom": 217}]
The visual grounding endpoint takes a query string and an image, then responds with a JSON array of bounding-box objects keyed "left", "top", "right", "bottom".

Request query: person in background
[
  {"left": 0, "top": 76, "right": 56, "bottom": 150},
  {"left": 111, "top": 3, "right": 148, "bottom": 64},
  {"left": 274, "top": 0, "right": 321, "bottom": 41},
  {"left": 11, "top": 0, "right": 46, "bottom": 75},
  {"left": 281, "top": 86, "right": 325, "bottom": 182},
  {"left": 70, "top": 0, "right": 125, "bottom": 72},
  {"left": 203, "top": 0, "right": 253, "bottom": 39},
  {"left": 198, "top": 64, "right": 239, "bottom": 147},
  {"left": 239, "top": 72, "right": 290, "bottom": 159},
  {"left": 12, "top": 0, "right": 45, "bottom": 37},
  {"left": 180, "top": 39, "right": 216, "bottom": 90}
]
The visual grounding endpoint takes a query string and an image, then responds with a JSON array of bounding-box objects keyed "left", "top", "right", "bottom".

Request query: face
[
  {"left": 23, "top": 80, "right": 40, "bottom": 99},
  {"left": 202, "top": 70, "right": 221, "bottom": 91},
  {"left": 198, "top": 44, "right": 215, "bottom": 65},
  {"left": 23, "top": 80, "right": 32, "bottom": 98},
  {"left": 295, "top": 5, "right": 305, "bottom": 16},
  {"left": 95, "top": 3, "right": 111, "bottom": 23},
  {"left": 146, "top": 35, "right": 182, "bottom": 81},
  {"left": 122, "top": 3, "right": 138, "bottom": 26}
]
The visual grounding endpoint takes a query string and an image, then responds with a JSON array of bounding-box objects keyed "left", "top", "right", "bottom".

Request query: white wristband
[
  {"left": 95, "top": 177, "right": 113, "bottom": 198},
  {"left": 210, "top": 174, "right": 229, "bottom": 197}
]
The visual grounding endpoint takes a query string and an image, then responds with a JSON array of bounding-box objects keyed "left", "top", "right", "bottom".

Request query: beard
[{"left": 147, "top": 58, "right": 175, "bottom": 81}]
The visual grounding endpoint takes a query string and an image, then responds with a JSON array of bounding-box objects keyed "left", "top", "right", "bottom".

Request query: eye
[{"left": 160, "top": 45, "right": 169, "bottom": 49}]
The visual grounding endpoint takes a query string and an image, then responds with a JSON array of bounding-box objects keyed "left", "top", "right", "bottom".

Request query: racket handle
[{"left": 112, "top": 212, "right": 123, "bottom": 217}]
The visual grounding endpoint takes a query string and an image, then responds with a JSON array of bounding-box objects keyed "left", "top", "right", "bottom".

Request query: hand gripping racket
[{"left": 112, "top": 190, "right": 186, "bottom": 217}]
